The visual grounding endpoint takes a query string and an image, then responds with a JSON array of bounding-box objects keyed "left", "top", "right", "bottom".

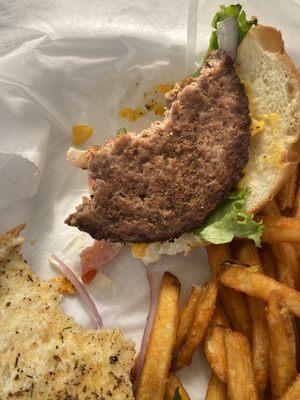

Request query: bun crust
[{"left": 236, "top": 24, "right": 300, "bottom": 213}]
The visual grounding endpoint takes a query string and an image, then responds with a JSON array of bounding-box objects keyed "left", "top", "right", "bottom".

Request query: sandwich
[
  {"left": 65, "top": 5, "right": 300, "bottom": 263},
  {"left": 0, "top": 225, "right": 135, "bottom": 399}
]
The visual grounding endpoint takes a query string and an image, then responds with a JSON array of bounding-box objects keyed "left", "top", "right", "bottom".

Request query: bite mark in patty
[{"left": 66, "top": 50, "right": 251, "bottom": 243}]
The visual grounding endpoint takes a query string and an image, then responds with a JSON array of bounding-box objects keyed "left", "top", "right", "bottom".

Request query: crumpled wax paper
[{"left": 0, "top": 1, "right": 299, "bottom": 398}]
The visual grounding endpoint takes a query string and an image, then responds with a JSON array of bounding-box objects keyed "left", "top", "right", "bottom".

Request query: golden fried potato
[
  {"left": 175, "top": 286, "right": 203, "bottom": 351},
  {"left": 263, "top": 200, "right": 298, "bottom": 288},
  {"left": 232, "top": 240, "right": 262, "bottom": 272},
  {"left": 207, "top": 244, "right": 231, "bottom": 277},
  {"left": 233, "top": 241, "right": 269, "bottom": 394},
  {"left": 267, "top": 290, "right": 297, "bottom": 398},
  {"left": 220, "top": 263, "right": 300, "bottom": 318},
  {"left": 225, "top": 330, "right": 259, "bottom": 400},
  {"left": 277, "top": 165, "right": 298, "bottom": 211},
  {"left": 207, "top": 243, "right": 251, "bottom": 339},
  {"left": 272, "top": 244, "right": 298, "bottom": 289},
  {"left": 135, "top": 272, "right": 180, "bottom": 400},
  {"left": 172, "top": 279, "right": 217, "bottom": 370},
  {"left": 204, "top": 304, "right": 229, "bottom": 383},
  {"left": 258, "top": 215, "right": 300, "bottom": 243},
  {"left": 281, "top": 375, "right": 300, "bottom": 400},
  {"left": 258, "top": 244, "right": 277, "bottom": 280},
  {"left": 218, "top": 286, "right": 251, "bottom": 340},
  {"left": 205, "top": 372, "right": 229, "bottom": 400},
  {"left": 293, "top": 186, "right": 300, "bottom": 217}
]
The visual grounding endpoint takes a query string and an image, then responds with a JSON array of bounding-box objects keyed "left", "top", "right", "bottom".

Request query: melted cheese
[
  {"left": 131, "top": 243, "right": 148, "bottom": 258},
  {"left": 155, "top": 83, "right": 173, "bottom": 94},
  {"left": 119, "top": 107, "right": 146, "bottom": 122},
  {"left": 48, "top": 275, "right": 76, "bottom": 294},
  {"left": 243, "top": 81, "right": 280, "bottom": 137},
  {"left": 72, "top": 125, "right": 93, "bottom": 145}
]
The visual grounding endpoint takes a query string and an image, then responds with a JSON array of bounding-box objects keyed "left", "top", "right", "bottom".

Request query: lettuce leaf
[
  {"left": 117, "top": 127, "right": 127, "bottom": 136},
  {"left": 191, "top": 5, "right": 254, "bottom": 77},
  {"left": 195, "top": 188, "right": 264, "bottom": 246},
  {"left": 208, "top": 4, "right": 256, "bottom": 53}
]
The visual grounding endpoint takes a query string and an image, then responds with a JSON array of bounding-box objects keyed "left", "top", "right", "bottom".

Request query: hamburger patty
[{"left": 66, "top": 50, "right": 251, "bottom": 243}]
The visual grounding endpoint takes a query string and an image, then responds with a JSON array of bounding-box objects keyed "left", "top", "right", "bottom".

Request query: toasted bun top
[{"left": 236, "top": 24, "right": 300, "bottom": 212}]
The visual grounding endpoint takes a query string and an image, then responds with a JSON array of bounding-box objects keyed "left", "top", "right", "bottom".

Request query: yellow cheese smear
[
  {"left": 119, "top": 107, "right": 146, "bottom": 122},
  {"left": 49, "top": 276, "right": 76, "bottom": 294},
  {"left": 243, "top": 81, "right": 279, "bottom": 136},
  {"left": 251, "top": 119, "right": 265, "bottom": 136},
  {"left": 153, "top": 103, "right": 165, "bottom": 116},
  {"left": 72, "top": 125, "right": 93, "bottom": 145},
  {"left": 131, "top": 243, "right": 148, "bottom": 258},
  {"left": 155, "top": 83, "right": 173, "bottom": 94},
  {"left": 120, "top": 103, "right": 164, "bottom": 121},
  {"left": 119, "top": 82, "right": 173, "bottom": 122}
]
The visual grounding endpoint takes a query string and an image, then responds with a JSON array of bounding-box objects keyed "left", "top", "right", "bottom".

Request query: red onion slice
[
  {"left": 51, "top": 254, "right": 103, "bottom": 328},
  {"left": 217, "top": 16, "right": 238, "bottom": 60},
  {"left": 134, "top": 265, "right": 158, "bottom": 388}
]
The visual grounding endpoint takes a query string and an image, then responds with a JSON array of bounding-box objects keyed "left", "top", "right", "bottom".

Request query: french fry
[
  {"left": 205, "top": 326, "right": 227, "bottom": 383},
  {"left": 207, "top": 243, "right": 251, "bottom": 339},
  {"left": 225, "top": 329, "right": 259, "bottom": 400},
  {"left": 293, "top": 245, "right": 300, "bottom": 261},
  {"left": 246, "top": 296, "right": 270, "bottom": 395},
  {"left": 281, "top": 375, "right": 300, "bottom": 400},
  {"left": 207, "top": 244, "right": 231, "bottom": 277},
  {"left": 258, "top": 215, "right": 300, "bottom": 244},
  {"left": 292, "top": 190, "right": 300, "bottom": 268},
  {"left": 267, "top": 290, "right": 297, "bottom": 398},
  {"left": 263, "top": 198, "right": 281, "bottom": 216},
  {"left": 172, "top": 279, "right": 217, "bottom": 371},
  {"left": 263, "top": 200, "right": 300, "bottom": 375},
  {"left": 218, "top": 286, "right": 251, "bottom": 340},
  {"left": 293, "top": 186, "right": 300, "bottom": 218},
  {"left": 205, "top": 372, "right": 229, "bottom": 400},
  {"left": 175, "top": 286, "right": 203, "bottom": 351},
  {"left": 135, "top": 272, "right": 180, "bottom": 400},
  {"left": 272, "top": 244, "right": 297, "bottom": 288},
  {"left": 277, "top": 165, "right": 298, "bottom": 211},
  {"left": 204, "top": 304, "right": 230, "bottom": 383},
  {"left": 232, "top": 240, "right": 263, "bottom": 272},
  {"left": 220, "top": 263, "right": 300, "bottom": 318},
  {"left": 259, "top": 243, "right": 277, "bottom": 279},
  {"left": 165, "top": 373, "right": 190, "bottom": 400},
  {"left": 233, "top": 241, "right": 270, "bottom": 394},
  {"left": 263, "top": 199, "right": 298, "bottom": 288},
  {"left": 212, "top": 302, "right": 230, "bottom": 327}
]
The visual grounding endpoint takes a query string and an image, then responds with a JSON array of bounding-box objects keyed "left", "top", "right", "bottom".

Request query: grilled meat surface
[{"left": 66, "top": 50, "right": 251, "bottom": 243}]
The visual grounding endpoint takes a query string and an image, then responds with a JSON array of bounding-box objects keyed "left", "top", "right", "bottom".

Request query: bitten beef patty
[{"left": 66, "top": 50, "right": 251, "bottom": 243}]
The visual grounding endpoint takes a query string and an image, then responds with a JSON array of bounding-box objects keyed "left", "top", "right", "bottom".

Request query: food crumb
[
  {"left": 155, "top": 83, "right": 173, "bottom": 94},
  {"left": 119, "top": 107, "right": 146, "bottom": 122},
  {"left": 117, "top": 127, "right": 127, "bottom": 136},
  {"left": 153, "top": 103, "right": 165, "bottom": 116},
  {"left": 119, "top": 82, "right": 172, "bottom": 121},
  {"left": 49, "top": 276, "right": 76, "bottom": 294}
]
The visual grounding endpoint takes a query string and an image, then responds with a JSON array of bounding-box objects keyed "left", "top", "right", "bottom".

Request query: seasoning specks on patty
[{"left": 66, "top": 50, "right": 251, "bottom": 243}]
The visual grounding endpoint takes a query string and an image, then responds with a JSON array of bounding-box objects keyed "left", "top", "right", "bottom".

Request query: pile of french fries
[{"left": 135, "top": 167, "right": 300, "bottom": 400}]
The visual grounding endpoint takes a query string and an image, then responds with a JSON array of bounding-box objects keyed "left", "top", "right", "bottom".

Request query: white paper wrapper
[{"left": 0, "top": 1, "right": 299, "bottom": 398}]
